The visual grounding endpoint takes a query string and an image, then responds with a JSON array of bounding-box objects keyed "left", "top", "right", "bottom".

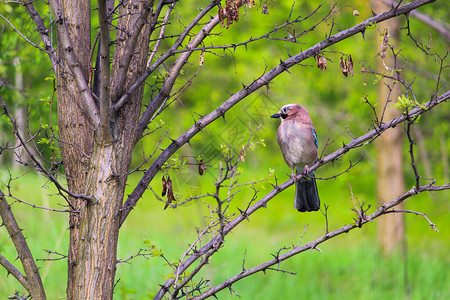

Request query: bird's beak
[{"left": 271, "top": 113, "right": 281, "bottom": 118}]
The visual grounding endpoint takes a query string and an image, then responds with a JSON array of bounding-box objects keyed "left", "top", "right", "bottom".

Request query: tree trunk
[
  {"left": 372, "top": 0, "right": 406, "bottom": 255},
  {"left": 70, "top": 142, "right": 123, "bottom": 298},
  {"left": 54, "top": 0, "right": 152, "bottom": 298},
  {"left": 53, "top": 1, "right": 94, "bottom": 298}
]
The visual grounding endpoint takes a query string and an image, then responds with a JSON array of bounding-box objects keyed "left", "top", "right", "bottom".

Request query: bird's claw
[{"left": 303, "top": 164, "right": 310, "bottom": 175}]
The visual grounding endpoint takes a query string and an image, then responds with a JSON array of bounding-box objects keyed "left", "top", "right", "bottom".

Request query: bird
[{"left": 271, "top": 104, "right": 320, "bottom": 212}]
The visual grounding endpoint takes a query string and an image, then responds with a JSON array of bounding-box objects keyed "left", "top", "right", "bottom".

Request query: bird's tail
[{"left": 294, "top": 173, "right": 320, "bottom": 212}]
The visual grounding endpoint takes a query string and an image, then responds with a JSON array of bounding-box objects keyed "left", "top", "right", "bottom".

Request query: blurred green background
[{"left": 0, "top": 0, "right": 449, "bottom": 299}]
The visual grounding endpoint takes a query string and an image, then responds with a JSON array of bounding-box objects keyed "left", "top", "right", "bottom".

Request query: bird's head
[{"left": 271, "top": 104, "right": 309, "bottom": 122}]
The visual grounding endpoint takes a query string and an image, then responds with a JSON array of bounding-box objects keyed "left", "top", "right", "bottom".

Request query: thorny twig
[
  {"left": 189, "top": 182, "right": 448, "bottom": 300},
  {"left": 383, "top": 209, "right": 439, "bottom": 232},
  {"left": 122, "top": 0, "right": 443, "bottom": 225},
  {"left": 0, "top": 82, "right": 92, "bottom": 203},
  {"left": 155, "top": 88, "right": 449, "bottom": 300}
]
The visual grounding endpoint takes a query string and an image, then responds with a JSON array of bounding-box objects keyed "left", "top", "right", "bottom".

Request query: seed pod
[
  {"left": 161, "top": 176, "right": 167, "bottom": 197},
  {"left": 262, "top": 4, "right": 269, "bottom": 14},
  {"left": 340, "top": 56, "right": 348, "bottom": 77},
  {"left": 353, "top": 9, "right": 359, "bottom": 16},
  {"left": 218, "top": 3, "right": 226, "bottom": 27},
  {"left": 198, "top": 159, "right": 207, "bottom": 175},
  {"left": 164, "top": 177, "right": 174, "bottom": 210},
  {"left": 348, "top": 55, "right": 354, "bottom": 76},
  {"left": 234, "top": 1, "right": 239, "bottom": 22},
  {"left": 316, "top": 54, "right": 327, "bottom": 71},
  {"left": 199, "top": 50, "right": 205, "bottom": 66},
  {"left": 226, "top": 0, "right": 234, "bottom": 28}
]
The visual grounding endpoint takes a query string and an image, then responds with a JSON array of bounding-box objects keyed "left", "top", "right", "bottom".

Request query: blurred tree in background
[{"left": 0, "top": 0, "right": 448, "bottom": 299}]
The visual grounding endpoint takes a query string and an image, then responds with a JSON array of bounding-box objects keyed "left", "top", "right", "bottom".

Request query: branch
[
  {"left": 146, "top": 2, "right": 174, "bottom": 69},
  {"left": 405, "top": 114, "right": 421, "bottom": 189},
  {"left": 0, "top": 83, "right": 92, "bottom": 202},
  {"left": 0, "top": 188, "right": 46, "bottom": 298},
  {"left": 112, "top": 0, "right": 220, "bottom": 115},
  {"left": 152, "top": 89, "right": 449, "bottom": 299},
  {"left": 132, "top": 2, "right": 331, "bottom": 143},
  {"left": 21, "top": 0, "right": 58, "bottom": 73},
  {"left": 383, "top": 209, "right": 438, "bottom": 232},
  {"left": 37, "top": 250, "right": 68, "bottom": 262},
  {"left": 0, "top": 8, "right": 56, "bottom": 73},
  {"left": 120, "top": 0, "right": 440, "bottom": 226},
  {"left": 382, "top": 0, "right": 450, "bottom": 41},
  {"left": 7, "top": 193, "right": 70, "bottom": 213},
  {"left": 111, "top": 0, "right": 155, "bottom": 99},
  {"left": 191, "top": 182, "right": 448, "bottom": 299},
  {"left": 97, "top": 0, "right": 112, "bottom": 142},
  {"left": 48, "top": 0, "right": 100, "bottom": 126},
  {"left": 0, "top": 254, "right": 30, "bottom": 294}
]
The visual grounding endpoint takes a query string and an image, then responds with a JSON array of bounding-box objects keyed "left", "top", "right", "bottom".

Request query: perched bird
[{"left": 271, "top": 104, "right": 320, "bottom": 212}]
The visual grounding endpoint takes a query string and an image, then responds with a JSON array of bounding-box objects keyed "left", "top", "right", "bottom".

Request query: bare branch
[
  {"left": 405, "top": 114, "right": 421, "bottom": 189},
  {"left": 190, "top": 182, "right": 449, "bottom": 299},
  {"left": 0, "top": 188, "right": 46, "bottom": 299},
  {"left": 120, "top": 0, "right": 442, "bottom": 226},
  {"left": 0, "top": 10, "right": 56, "bottom": 72},
  {"left": 21, "top": 0, "right": 58, "bottom": 72},
  {"left": 7, "top": 193, "right": 70, "bottom": 213},
  {"left": 146, "top": 3, "right": 174, "bottom": 68},
  {"left": 112, "top": 0, "right": 220, "bottom": 115},
  {"left": 111, "top": 0, "right": 155, "bottom": 99},
  {"left": 0, "top": 83, "right": 92, "bottom": 202},
  {"left": 37, "top": 250, "right": 68, "bottom": 262},
  {"left": 382, "top": 0, "right": 450, "bottom": 41},
  {"left": 0, "top": 253, "right": 30, "bottom": 294},
  {"left": 48, "top": 0, "right": 100, "bottom": 126},
  {"left": 152, "top": 89, "right": 449, "bottom": 299},
  {"left": 97, "top": 0, "right": 112, "bottom": 142}
]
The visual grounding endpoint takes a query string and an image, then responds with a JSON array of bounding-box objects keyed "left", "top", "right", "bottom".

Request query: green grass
[{"left": 0, "top": 172, "right": 448, "bottom": 299}]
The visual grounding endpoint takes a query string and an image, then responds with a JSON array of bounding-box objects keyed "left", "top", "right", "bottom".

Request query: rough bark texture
[
  {"left": 110, "top": 0, "right": 153, "bottom": 174},
  {"left": 72, "top": 142, "right": 123, "bottom": 299},
  {"left": 53, "top": 0, "right": 94, "bottom": 298},
  {"left": 69, "top": 1, "right": 152, "bottom": 297},
  {"left": 373, "top": 0, "right": 406, "bottom": 255},
  {"left": 54, "top": 0, "right": 152, "bottom": 298}
]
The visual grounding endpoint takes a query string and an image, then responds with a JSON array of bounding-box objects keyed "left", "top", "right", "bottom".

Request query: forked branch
[
  {"left": 0, "top": 189, "right": 46, "bottom": 299},
  {"left": 120, "top": 0, "right": 440, "bottom": 225},
  {"left": 189, "top": 182, "right": 448, "bottom": 299}
]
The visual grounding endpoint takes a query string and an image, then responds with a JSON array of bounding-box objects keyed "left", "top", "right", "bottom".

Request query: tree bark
[
  {"left": 372, "top": 0, "right": 406, "bottom": 255},
  {"left": 69, "top": 0, "right": 152, "bottom": 296},
  {"left": 53, "top": 0, "right": 152, "bottom": 298},
  {"left": 52, "top": 0, "right": 94, "bottom": 298}
]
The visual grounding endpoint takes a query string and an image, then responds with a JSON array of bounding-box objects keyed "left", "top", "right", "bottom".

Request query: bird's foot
[
  {"left": 289, "top": 170, "right": 299, "bottom": 181},
  {"left": 303, "top": 164, "right": 310, "bottom": 174}
]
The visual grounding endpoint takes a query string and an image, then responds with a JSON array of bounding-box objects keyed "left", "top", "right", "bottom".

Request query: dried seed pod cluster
[
  {"left": 340, "top": 55, "right": 354, "bottom": 77},
  {"left": 316, "top": 54, "right": 327, "bottom": 71},
  {"left": 162, "top": 175, "right": 175, "bottom": 210},
  {"left": 316, "top": 53, "right": 353, "bottom": 77},
  {"left": 198, "top": 159, "right": 207, "bottom": 175},
  {"left": 218, "top": 0, "right": 256, "bottom": 28}
]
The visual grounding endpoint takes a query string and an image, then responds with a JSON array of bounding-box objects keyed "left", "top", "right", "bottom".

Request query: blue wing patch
[{"left": 312, "top": 130, "right": 318, "bottom": 148}]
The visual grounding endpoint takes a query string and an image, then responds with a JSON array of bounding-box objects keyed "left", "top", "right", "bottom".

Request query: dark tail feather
[{"left": 295, "top": 178, "right": 320, "bottom": 212}]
